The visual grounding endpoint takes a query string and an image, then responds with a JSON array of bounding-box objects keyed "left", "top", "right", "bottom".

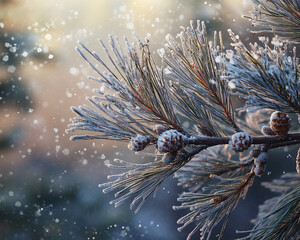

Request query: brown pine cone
[{"left": 269, "top": 111, "right": 291, "bottom": 135}]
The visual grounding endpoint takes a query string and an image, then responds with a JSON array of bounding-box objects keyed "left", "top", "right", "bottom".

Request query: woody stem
[{"left": 186, "top": 133, "right": 300, "bottom": 147}]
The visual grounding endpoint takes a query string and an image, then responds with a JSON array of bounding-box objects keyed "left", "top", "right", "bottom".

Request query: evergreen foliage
[{"left": 67, "top": 1, "right": 300, "bottom": 239}]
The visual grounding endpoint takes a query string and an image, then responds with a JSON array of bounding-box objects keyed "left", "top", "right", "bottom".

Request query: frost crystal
[
  {"left": 228, "top": 80, "right": 236, "bottom": 89},
  {"left": 2, "top": 55, "right": 9, "bottom": 62}
]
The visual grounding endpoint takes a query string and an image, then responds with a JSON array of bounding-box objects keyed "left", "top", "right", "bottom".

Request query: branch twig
[{"left": 186, "top": 133, "right": 300, "bottom": 148}]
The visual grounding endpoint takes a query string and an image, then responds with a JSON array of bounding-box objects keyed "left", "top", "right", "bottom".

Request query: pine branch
[
  {"left": 68, "top": 18, "right": 300, "bottom": 240},
  {"left": 176, "top": 145, "right": 254, "bottom": 192},
  {"left": 238, "top": 173, "right": 300, "bottom": 240},
  {"left": 186, "top": 132, "right": 300, "bottom": 147},
  {"left": 236, "top": 109, "right": 273, "bottom": 135},
  {"left": 248, "top": 0, "right": 300, "bottom": 42},
  {"left": 98, "top": 146, "right": 207, "bottom": 213},
  {"left": 67, "top": 36, "right": 185, "bottom": 142},
  {"left": 224, "top": 32, "right": 300, "bottom": 114},
  {"left": 164, "top": 21, "right": 240, "bottom": 135},
  {"left": 174, "top": 170, "right": 255, "bottom": 240}
]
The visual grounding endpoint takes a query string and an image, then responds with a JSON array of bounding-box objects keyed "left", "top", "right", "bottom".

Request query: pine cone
[
  {"left": 261, "top": 126, "right": 276, "bottom": 136},
  {"left": 254, "top": 164, "right": 265, "bottom": 177},
  {"left": 269, "top": 111, "right": 291, "bottom": 135},
  {"left": 251, "top": 147, "right": 261, "bottom": 158},
  {"left": 128, "top": 135, "right": 151, "bottom": 151},
  {"left": 229, "top": 132, "right": 252, "bottom": 152},
  {"left": 255, "top": 152, "right": 268, "bottom": 165},
  {"left": 157, "top": 130, "right": 186, "bottom": 153},
  {"left": 253, "top": 152, "right": 268, "bottom": 176}
]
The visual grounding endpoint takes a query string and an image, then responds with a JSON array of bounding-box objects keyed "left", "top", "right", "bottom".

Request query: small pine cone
[
  {"left": 261, "top": 126, "right": 276, "bottom": 136},
  {"left": 254, "top": 164, "right": 266, "bottom": 177},
  {"left": 296, "top": 148, "right": 300, "bottom": 174},
  {"left": 269, "top": 111, "right": 291, "bottom": 135},
  {"left": 153, "top": 125, "right": 168, "bottom": 135},
  {"left": 229, "top": 132, "right": 252, "bottom": 152},
  {"left": 128, "top": 135, "right": 151, "bottom": 151},
  {"left": 157, "top": 130, "right": 186, "bottom": 153},
  {"left": 255, "top": 152, "right": 268, "bottom": 165},
  {"left": 251, "top": 147, "right": 261, "bottom": 158},
  {"left": 162, "top": 152, "right": 177, "bottom": 164}
]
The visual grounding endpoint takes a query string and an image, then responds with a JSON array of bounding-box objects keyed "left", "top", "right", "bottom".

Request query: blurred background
[{"left": 0, "top": 0, "right": 298, "bottom": 239}]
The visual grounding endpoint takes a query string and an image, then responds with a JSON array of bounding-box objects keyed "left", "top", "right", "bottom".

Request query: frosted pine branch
[
  {"left": 238, "top": 173, "right": 300, "bottom": 239},
  {"left": 174, "top": 171, "right": 255, "bottom": 240},
  {"left": 67, "top": 17, "right": 300, "bottom": 240},
  {"left": 175, "top": 145, "right": 253, "bottom": 192},
  {"left": 185, "top": 132, "right": 300, "bottom": 147},
  {"left": 224, "top": 32, "right": 300, "bottom": 113},
  {"left": 98, "top": 146, "right": 207, "bottom": 214},
  {"left": 67, "top": 36, "right": 184, "bottom": 142},
  {"left": 248, "top": 0, "right": 300, "bottom": 42},
  {"left": 164, "top": 20, "right": 240, "bottom": 135}
]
